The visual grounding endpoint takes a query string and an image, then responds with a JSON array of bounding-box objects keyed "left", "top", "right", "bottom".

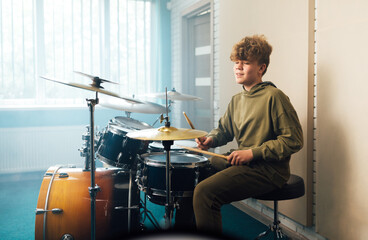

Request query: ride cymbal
[
  {"left": 41, "top": 76, "right": 142, "bottom": 104},
  {"left": 126, "top": 126, "right": 207, "bottom": 141},
  {"left": 100, "top": 95, "right": 166, "bottom": 114}
]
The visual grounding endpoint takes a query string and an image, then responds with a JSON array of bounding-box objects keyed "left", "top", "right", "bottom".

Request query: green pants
[{"left": 192, "top": 156, "right": 280, "bottom": 233}]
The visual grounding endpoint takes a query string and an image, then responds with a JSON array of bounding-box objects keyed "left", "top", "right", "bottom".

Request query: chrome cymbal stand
[
  {"left": 162, "top": 88, "right": 175, "bottom": 229},
  {"left": 162, "top": 137, "right": 174, "bottom": 229},
  {"left": 152, "top": 100, "right": 172, "bottom": 127},
  {"left": 87, "top": 92, "right": 100, "bottom": 240}
]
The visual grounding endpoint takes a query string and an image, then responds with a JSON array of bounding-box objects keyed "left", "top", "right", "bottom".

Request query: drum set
[{"left": 34, "top": 72, "right": 210, "bottom": 240}]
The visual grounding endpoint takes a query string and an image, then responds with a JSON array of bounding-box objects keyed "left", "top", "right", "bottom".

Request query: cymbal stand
[
  {"left": 162, "top": 137, "right": 174, "bottom": 229},
  {"left": 125, "top": 111, "right": 132, "bottom": 118},
  {"left": 87, "top": 92, "right": 100, "bottom": 240},
  {"left": 162, "top": 88, "right": 175, "bottom": 229},
  {"left": 140, "top": 193, "right": 161, "bottom": 230},
  {"left": 152, "top": 100, "right": 172, "bottom": 126}
]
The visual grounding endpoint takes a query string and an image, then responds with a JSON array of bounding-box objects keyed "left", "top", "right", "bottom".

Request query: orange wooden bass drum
[{"left": 35, "top": 166, "right": 140, "bottom": 240}]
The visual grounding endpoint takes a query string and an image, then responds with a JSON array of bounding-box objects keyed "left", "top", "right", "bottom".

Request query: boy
[{"left": 193, "top": 35, "right": 303, "bottom": 233}]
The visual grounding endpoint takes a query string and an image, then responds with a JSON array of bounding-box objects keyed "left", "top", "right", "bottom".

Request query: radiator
[{"left": 0, "top": 126, "right": 87, "bottom": 173}]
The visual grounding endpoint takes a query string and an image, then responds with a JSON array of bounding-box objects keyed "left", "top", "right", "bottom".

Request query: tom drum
[{"left": 97, "top": 116, "right": 152, "bottom": 168}]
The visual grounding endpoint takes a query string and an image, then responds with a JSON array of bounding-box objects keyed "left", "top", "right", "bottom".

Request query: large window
[{"left": 0, "top": 0, "right": 153, "bottom": 106}]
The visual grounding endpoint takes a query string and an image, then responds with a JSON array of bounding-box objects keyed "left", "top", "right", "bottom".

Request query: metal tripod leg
[{"left": 254, "top": 201, "right": 288, "bottom": 240}]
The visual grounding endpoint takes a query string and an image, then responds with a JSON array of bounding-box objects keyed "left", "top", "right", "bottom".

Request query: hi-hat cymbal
[
  {"left": 99, "top": 95, "right": 167, "bottom": 114},
  {"left": 143, "top": 88, "right": 201, "bottom": 101},
  {"left": 41, "top": 76, "right": 142, "bottom": 104},
  {"left": 126, "top": 126, "right": 207, "bottom": 141}
]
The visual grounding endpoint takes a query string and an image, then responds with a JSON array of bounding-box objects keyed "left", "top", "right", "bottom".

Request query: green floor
[{"left": 0, "top": 170, "right": 268, "bottom": 240}]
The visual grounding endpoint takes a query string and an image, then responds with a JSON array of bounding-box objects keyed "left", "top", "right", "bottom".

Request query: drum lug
[
  {"left": 142, "top": 176, "right": 148, "bottom": 185},
  {"left": 35, "top": 208, "right": 63, "bottom": 215},
  {"left": 194, "top": 168, "right": 200, "bottom": 186},
  {"left": 44, "top": 172, "right": 69, "bottom": 178},
  {"left": 58, "top": 172, "right": 69, "bottom": 178}
]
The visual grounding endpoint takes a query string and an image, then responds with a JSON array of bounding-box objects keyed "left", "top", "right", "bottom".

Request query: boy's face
[{"left": 233, "top": 60, "right": 265, "bottom": 88}]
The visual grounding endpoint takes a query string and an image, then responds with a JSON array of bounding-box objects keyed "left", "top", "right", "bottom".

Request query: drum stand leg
[
  {"left": 87, "top": 93, "right": 100, "bottom": 240},
  {"left": 140, "top": 193, "right": 161, "bottom": 230},
  {"left": 162, "top": 140, "right": 174, "bottom": 229}
]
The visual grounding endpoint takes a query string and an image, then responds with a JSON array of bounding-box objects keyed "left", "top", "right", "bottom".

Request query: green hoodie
[{"left": 208, "top": 81, "right": 303, "bottom": 187}]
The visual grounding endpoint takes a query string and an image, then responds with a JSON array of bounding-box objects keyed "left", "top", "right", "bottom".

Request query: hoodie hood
[{"left": 242, "top": 81, "right": 277, "bottom": 95}]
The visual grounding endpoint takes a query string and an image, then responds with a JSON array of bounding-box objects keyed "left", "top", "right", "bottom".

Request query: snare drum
[
  {"left": 97, "top": 117, "right": 152, "bottom": 168},
  {"left": 35, "top": 166, "right": 140, "bottom": 240},
  {"left": 137, "top": 152, "right": 209, "bottom": 205},
  {"left": 148, "top": 140, "right": 197, "bottom": 153}
]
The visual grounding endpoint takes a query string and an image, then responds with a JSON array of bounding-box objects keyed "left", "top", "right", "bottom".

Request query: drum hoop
[
  {"left": 144, "top": 161, "right": 207, "bottom": 168},
  {"left": 96, "top": 153, "right": 134, "bottom": 170},
  {"left": 108, "top": 124, "right": 132, "bottom": 136},
  {"left": 113, "top": 116, "right": 152, "bottom": 130},
  {"left": 148, "top": 188, "right": 193, "bottom": 197},
  {"left": 141, "top": 152, "right": 208, "bottom": 168}
]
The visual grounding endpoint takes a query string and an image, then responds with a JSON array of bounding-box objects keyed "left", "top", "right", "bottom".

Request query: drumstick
[
  {"left": 175, "top": 145, "right": 228, "bottom": 160},
  {"left": 183, "top": 112, "right": 203, "bottom": 143},
  {"left": 183, "top": 112, "right": 195, "bottom": 129}
]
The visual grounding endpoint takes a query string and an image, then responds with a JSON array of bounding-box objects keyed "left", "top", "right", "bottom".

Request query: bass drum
[
  {"left": 35, "top": 166, "right": 140, "bottom": 240},
  {"left": 97, "top": 116, "right": 152, "bottom": 168}
]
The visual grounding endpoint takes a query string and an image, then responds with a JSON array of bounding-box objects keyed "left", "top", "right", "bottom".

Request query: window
[{"left": 0, "top": 0, "right": 153, "bottom": 106}]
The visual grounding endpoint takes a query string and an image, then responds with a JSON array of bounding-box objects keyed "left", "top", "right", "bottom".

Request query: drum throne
[{"left": 254, "top": 174, "right": 305, "bottom": 240}]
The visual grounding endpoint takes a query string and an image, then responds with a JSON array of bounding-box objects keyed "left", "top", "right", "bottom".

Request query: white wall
[{"left": 316, "top": 0, "right": 368, "bottom": 239}]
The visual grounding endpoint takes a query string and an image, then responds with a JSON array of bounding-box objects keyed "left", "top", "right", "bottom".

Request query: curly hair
[{"left": 230, "top": 35, "right": 272, "bottom": 75}]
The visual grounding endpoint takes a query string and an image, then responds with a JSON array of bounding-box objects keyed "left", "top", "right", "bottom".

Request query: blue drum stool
[{"left": 254, "top": 174, "right": 305, "bottom": 240}]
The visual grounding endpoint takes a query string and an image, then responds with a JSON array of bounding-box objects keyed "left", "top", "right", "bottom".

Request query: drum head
[
  {"left": 141, "top": 152, "right": 208, "bottom": 168},
  {"left": 149, "top": 140, "right": 197, "bottom": 151},
  {"left": 107, "top": 123, "right": 134, "bottom": 136},
  {"left": 112, "top": 116, "right": 152, "bottom": 130}
]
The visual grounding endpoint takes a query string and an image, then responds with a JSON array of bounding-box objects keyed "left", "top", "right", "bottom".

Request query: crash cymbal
[
  {"left": 99, "top": 95, "right": 166, "bottom": 114},
  {"left": 126, "top": 126, "right": 207, "bottom": 141},
  {"left": 74, "top": 71, "right": 118, "bottom": 85},
  {"left": 143, "top": 88, "right": 201, "bottom": 101},
  {"left": 41, "top": 76, "right": 142, "bottom": 104}
]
